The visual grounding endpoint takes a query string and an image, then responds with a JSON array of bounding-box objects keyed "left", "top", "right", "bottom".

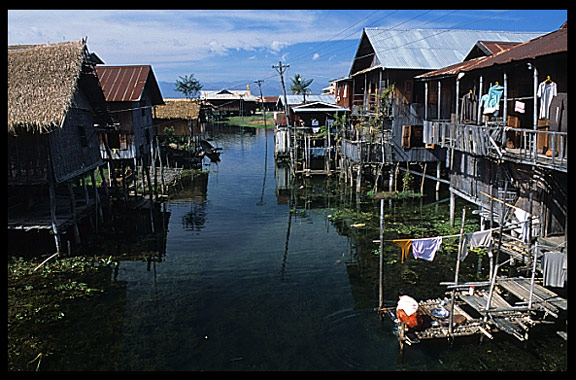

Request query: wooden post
[
  {"left": 151, "top": 139, "right": 158, "bottom": 201},
  {"left": 157, "top": 138, "right": 166, "bottom": 195},
  {"left": 378, "top": 198, "right": 385, "bottom": 310},
  {"left": 449, "top": 208, "right": 466, "bottom": 337},
  {"left": 90, "top": 171, "right": 102, "bottom": 231},
  {"left": 450, "top": 190, "right": 456, "bottom": 227},
  {"left": 436, "top": 161, "right": 441, "bottom": 194},
  {"left": 67, "top": 182, "right": 81, "bottom": 244},
  {"left": 398, "top": 322, "right": 405, "bottom": 352},
  {"left": 437, "top": 80, "right": 441, "bottom": 120},
  {"left": 48, "top": 175, "right": 62, "bottom": 256},
  {"left": 144, "top": 155, "right": 155, "bottom": 233},
  {"left": 419, "top": 163, "right": 427, "bottom": 195}
]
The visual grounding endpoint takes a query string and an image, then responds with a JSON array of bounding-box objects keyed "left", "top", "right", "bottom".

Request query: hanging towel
[
  {"left": 461, "top": 230, "right": 493, "bottom": 261},
  {"left": 514, "top": 101, "right": 525, "bottom": 114},
  {"left": 542, "top": 251, "right": 567, "bottom": 287},
  {"left": 391, "top": 239, "right": 412, "bottom": 264},
  {"left": 412, "top": 237, "right": 442, "bottom": 262}
]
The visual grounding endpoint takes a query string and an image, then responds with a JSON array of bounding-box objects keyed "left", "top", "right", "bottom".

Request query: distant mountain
[{"left": 159, "top": 79, "right": 327, "bottom": 99}]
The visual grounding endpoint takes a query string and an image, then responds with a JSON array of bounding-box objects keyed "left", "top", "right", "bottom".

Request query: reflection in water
[{"left": 16, "top": 125, "right": 566, "bottom": 371}]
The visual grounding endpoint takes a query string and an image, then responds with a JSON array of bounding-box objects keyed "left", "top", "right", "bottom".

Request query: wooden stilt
[
  {"left": 48, "top": 175, "right": 62, "bottom": 256},
  {"left": 90, "top": 171, "right": 102, "bottom": 232},
  {"left": 67, "top": 182, "right": 81, "bottom": 244},
  {"left": 420, "top": 163, "right": 427, "bottom": 195}
]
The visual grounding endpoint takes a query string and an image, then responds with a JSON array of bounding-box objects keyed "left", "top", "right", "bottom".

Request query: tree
[
  {"left": 175, "top": 74, "right": 203, "bottom": 99},
  {"left": 289, "top": 74, "right": 313, "bottom": 103}
]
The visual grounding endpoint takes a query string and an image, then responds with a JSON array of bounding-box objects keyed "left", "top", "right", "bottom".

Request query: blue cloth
[
  {"left": 412, "top": 237, "right": 442, "bottom": 261},
  {"left": 486, "top": 85, "right": 504, "bottom": 108}
]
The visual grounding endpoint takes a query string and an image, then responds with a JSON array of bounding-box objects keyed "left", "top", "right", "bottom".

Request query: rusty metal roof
[
  {"left": 95, "top": 65, "right": 163, "bottom": 104},
  {"left": 464, "top": 41, "right": 521, "bottom": 60},
  {"left": 417, "top": 27, "right": 567, "bottom": 80}
]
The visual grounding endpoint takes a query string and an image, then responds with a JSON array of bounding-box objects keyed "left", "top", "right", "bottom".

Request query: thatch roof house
[
  {"left": 8, "top": 39, "right": 111, "bottom": 185},
  {"left": 153, "top": 98, "right": 200, "bottom": 137},
  {"left": 8, "top": 40, "right": 113, "bottom": 251}
]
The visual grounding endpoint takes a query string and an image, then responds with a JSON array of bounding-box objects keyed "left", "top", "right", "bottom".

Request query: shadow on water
[{"left": 8, "top": 124, "right": 566, "bottom": 371}]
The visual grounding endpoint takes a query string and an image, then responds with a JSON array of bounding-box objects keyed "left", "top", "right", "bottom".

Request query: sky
[{"left": 8, "top": 9, "right": 567, "bottom": 96}]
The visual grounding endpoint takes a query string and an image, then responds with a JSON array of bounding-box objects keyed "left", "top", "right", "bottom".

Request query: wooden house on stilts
[
  {"left": 95, "top": 65, "right": 164, "bottom": 202},
  {"left": 8, "top": 40, "right": 113, "bottom": 254},
  {"left": 335, "top": 28, "right": 542, "bottom": 192},
  {"left": 380, "top": 24, "right": 568, "bottom": 350}
]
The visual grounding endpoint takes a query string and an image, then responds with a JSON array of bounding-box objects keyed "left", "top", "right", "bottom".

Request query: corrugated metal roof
[
  {"left": 280, "top": 94, "right": 336, "bottom": 106},
  {"left": 96, "top": 65, "right": 163, "bottom": 103},
  {"left": 201, "top": 89, "right": 259, "bottom": 102},
  {"left": 354, "top": 28, "right": 543, "bottom": 73},
  {"left": 417, "top": 27, "right": 567, "bottom": 79}
]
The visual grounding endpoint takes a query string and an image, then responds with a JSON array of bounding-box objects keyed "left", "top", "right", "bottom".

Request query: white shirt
[{"left": 397, "top": 295, "right": 419, "bottom": 316}]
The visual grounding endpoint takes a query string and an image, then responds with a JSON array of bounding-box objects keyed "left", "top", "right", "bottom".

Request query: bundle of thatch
[
  {"left": 8, "top": 40, "right": 85, "bottom": 135},
  {"left": 153, "top": 98, "right": 200, "bottom": 120}
]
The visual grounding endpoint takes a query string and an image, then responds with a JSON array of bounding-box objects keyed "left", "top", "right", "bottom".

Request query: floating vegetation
[{"left": 7, "top": 255, "right": 119, "bottom": 371}]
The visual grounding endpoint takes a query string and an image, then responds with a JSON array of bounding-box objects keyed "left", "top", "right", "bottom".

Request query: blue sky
[{"left": 8, "top": 9, "right": 567, "bottom": 95}]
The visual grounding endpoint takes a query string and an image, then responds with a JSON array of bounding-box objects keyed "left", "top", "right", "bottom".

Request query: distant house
[
  {"left": 276, "top": 94, "right": 336, "bottom": 110},
  {"left": 290, "top": 101, "right": 349, "bottom": 131},
  {"left": 201, "top": 89, "right": 258, "bottom": 116},
  {"left": 153, "top": 98, "right": 201, "bottom": 138},
  {"left": 95, "top": 65, "right": 164, "bottom": 161},
  {"left": 259, "top": 96, "right": 279, "bottom": 112},
  {"left": 8, "top": 40, "right": 112, "bottom": 250}
]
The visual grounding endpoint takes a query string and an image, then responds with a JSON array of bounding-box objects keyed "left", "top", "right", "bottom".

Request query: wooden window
[{"left": 77, "top": 125, "right": 88, "bottom": 148}]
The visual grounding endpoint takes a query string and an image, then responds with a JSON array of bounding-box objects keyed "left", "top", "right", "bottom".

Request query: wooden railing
[{"left": 424, "top": 121, "right": 567, "bottom": 172}]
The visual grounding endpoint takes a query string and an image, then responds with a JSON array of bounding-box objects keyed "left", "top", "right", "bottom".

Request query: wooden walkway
[{"left": 497, "top": 277, "right": 567, "bottom": 317}]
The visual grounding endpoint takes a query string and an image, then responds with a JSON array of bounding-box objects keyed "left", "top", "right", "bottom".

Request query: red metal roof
[{"left": 95, "top": 65, "right": 163, "bottom": 104}]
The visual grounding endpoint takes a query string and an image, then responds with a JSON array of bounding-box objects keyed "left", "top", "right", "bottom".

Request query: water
[{"left": 13, "top": 125, "right": 566, "bottom": 371}]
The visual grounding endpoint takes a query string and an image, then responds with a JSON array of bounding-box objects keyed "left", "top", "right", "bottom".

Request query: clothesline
[
  {"left": 372, "top": 219, "right": 534, "bottom": 244},
  {"left": 372, "top": 226, "right": 498, "bottom": 244}
]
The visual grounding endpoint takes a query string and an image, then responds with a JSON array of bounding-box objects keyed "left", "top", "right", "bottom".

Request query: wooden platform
[{"left": 498, "top": 277, "right": 567, "bottom": 317}]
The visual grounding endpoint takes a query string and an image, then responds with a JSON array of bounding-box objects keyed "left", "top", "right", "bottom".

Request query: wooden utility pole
[
  {"left": 254, "top": 79, "right": 267, "bottom": 130},
  {"left": 273, "top": 61, "right": 294, "bottom": 168},
  {"left": 272, "top": 61, "right": 291, "bottom": 128}
]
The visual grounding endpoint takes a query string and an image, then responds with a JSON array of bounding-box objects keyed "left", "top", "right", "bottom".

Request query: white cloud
[
  {"left": 208, "top": 40, "right": 228, "bottom": 55},
  {"left": 7, "top": 10, "right": 361, "bottom": 83},
  {"left": 312, "top": 53, "right": 320, "bottom": 60},
  {"left": 270, "top": 40, "right": 289, "bottom": 53}
]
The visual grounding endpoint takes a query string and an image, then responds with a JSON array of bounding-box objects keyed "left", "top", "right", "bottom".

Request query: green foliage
[{"left": 174, "top": 74, "right": 202, "bottom": 99}]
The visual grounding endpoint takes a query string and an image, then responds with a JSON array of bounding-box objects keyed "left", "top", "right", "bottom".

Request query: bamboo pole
[
  {"left": 378, "top": 198, "right": 385, "bottom": 310},
  {"left": 67, "top": 182, "right": 81, "bottom": 244},
  {"left": 449, "top": 207, "right": 466, "bottom": 337}
]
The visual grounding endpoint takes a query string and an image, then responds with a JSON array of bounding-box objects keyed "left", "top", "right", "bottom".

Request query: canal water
[{"left": 16, "top": 124, "right": 566, "bottom": 371}]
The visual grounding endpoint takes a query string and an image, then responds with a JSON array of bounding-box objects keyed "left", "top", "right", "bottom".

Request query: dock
[{"left": 381, "top": 278, "right": 566, "bottom": 350}]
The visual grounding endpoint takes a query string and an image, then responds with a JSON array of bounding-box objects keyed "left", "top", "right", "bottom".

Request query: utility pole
[
  {"left": 254, "top": 79, "right": 266, "bottom": 130},
  {"left": 273, "top": 61, "right": 293, "bottom": 169},
  {"left": 272, "top": 61, "right": 290, "bottom": 128}
]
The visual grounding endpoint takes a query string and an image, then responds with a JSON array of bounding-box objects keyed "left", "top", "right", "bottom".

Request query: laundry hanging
[
  {"left": 412, "top": 237, "right": 442, "bottom": 262},
  {"left": 391, "top": 239, "right": 412, "bottom": 264},
  {"left": 460, "top": 91, "right": 478, "bottom": 123},
  {"left": 461, "top": 230, "right": 493, "bottom": 262},
  {"left": 541, "top": 251, "right": 567, "bottom": 287},
  {"left": 537, "top": 79, "right": 557, "bottom": 119},
  {"left": 481, "top": 84, "right": 504, "bottom": 115}
]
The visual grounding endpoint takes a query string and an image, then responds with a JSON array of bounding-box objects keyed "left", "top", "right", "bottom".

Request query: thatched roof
[
  {"left": 153, "top": 98, "right": 200, "bottom": 120},
  {"left": 8, "top": 40, "right": 86, "bottom": 134}
]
